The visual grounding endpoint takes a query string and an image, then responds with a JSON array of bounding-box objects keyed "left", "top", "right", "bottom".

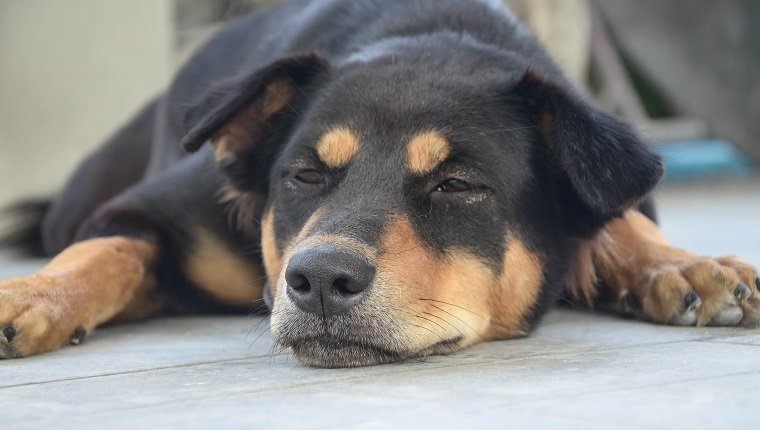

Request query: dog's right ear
[{"left": 181, "top": 53, "right": 329, "bottom": 189}]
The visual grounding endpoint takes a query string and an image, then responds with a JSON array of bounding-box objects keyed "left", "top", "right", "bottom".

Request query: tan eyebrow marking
[
  {"left": 405, "top": 131, "right": 452, "bottom": 174},
  {"left": 315, "top": 127, "right": 360, "bottom": 168}
]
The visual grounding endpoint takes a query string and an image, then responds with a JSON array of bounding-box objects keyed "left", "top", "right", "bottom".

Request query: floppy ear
[
  {"left": 515, "top": 71, "right": 663, "bottom": 223},
  {"left": 181, "top": 53, "right": 329, "bottom": 191}
]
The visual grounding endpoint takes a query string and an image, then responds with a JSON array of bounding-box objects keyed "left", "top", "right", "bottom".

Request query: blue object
[{"left": 653, "top": 139, "right": 756, "bottom": 181}]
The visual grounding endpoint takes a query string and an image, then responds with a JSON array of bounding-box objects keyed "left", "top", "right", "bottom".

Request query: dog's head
[{"left": 182, "top": 36, "right": 662, "bottom": 367}]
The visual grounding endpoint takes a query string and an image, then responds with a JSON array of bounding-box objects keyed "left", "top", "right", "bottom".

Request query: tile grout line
[{"left": 0, "top": 353, "right": 287, "bottom": 390}]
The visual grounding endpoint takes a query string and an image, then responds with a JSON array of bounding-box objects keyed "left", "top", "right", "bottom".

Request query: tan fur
[
  {"left": 405, "top": 131, "right": 452, "bottom": 174},
  {"left": 269, "top": 213, "right": 545, "bottom": 359},
  {"left": 573, "top": 210, "right": 759, "bottom": 325},
  {"left": 213, "top": 79, "right": 296, "bottom": 162},
  {"left": 376, "top": 216, "right": 540, "bottom": 350},
  {"left": 315, "top": 127, "right": 360, "bottom": 169},
  {"left": 264, "top": 207, "right": 325, "bottom": 295},
  {"left": 376, "top": 216, "right": 492, "bottom": 348},
  {"left": 486, "top": 236, "right": 545, "bottom": 339},
  {"left": 261, "top": 205, "right": 283, "bottom": 288},
  {"left": 275, "top": 214, "right": 543, "bottom": 349},
  {"left": 538, "top": 111, "right": 554, "bottom": 144},
  {"left": 0, "top": 237, "right": 157, "bottom": 357},
  {"left": 183, "top": 229, "right": 263, "bottom": 307},
  {"left": 261, "top": 79, "right": 296, "bottom": 118}
]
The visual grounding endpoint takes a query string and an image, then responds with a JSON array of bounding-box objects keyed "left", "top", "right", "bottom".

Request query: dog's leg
[
  {"left": 573, "top": 210, "right": 760, "bottom": 326},
  {"left": 0, "top": 236, "right": 158, "bottom": 358},
  {"left": 2, "top": 152, "right": 265, "bottom": 358}
]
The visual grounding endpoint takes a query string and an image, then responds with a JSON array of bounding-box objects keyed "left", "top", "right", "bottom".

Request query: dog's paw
[
  {"left": 0, "top": 275, "right": 88, "bottom": 358},
  {"left": 619, "top": 256, "right": 760, "bottom": 327}
]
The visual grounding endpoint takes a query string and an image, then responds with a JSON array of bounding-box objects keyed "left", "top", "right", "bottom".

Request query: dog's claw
[
  {"left": 69, "top": 327, "right": 87, "bottom": 345},
  {"left": 734, "top": 283, "right": 752, "bottom": 301},
  {"left": 683, "top": 291, "right": 701, "bottom": 311},
  {"left": 621, "top": 292, "right": 637, "bottom": 314},
  {"left": 2, "top": 326, "right": 16, "bottom": 342}
]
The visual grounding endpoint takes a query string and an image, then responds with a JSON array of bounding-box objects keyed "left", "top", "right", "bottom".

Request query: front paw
[
  {"left": 0, "top": 275, "right": 88, "bottom": 358},
  {"left": 620, "top": 256, "right": 759, "bottom": 327}
]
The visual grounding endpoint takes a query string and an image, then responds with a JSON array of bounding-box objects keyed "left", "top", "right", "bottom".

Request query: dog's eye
[
  {"left": 434, "top": 178, "right": 471, "bottom": 193},
  {"left": 294, "top": 169, "right": 324, "bottom": 185}
]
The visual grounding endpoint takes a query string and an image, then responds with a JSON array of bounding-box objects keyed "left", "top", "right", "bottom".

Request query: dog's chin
[
  {"left": 289, "top": 337, "right": 404, "bottom": 368},
  {"left": 285, "top": 336, "right": 464, "bottom": 368},
  {"left": 271, "top": 303, "right": 465, "bottom": 367}
]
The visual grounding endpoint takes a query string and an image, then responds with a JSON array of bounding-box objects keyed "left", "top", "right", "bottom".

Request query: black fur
[{"left": 0, "top": 200, "right": 50, "bottom": 256}]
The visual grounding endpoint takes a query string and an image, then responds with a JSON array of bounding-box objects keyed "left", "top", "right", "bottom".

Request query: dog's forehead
[{"left": 290, "top": 78, "right": 521, "bottom": 168}]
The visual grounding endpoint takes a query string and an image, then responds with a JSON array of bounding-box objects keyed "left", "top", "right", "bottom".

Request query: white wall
[{"left": 0, "top": 0, "right": 173, "bottom": 208}]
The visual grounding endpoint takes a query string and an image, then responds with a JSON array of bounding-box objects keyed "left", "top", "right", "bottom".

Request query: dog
[{"left": 1, "top": 0, "right": 758, "bottom": 367}]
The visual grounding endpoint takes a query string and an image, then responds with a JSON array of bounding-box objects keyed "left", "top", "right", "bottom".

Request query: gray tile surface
[{"left": 2, "top": 179, "right": 760, "bottom": 429}]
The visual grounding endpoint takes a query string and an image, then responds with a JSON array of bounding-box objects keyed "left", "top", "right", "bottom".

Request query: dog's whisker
[
  {"left": 248, "top": 317, "right": 272, "bottom": 350},
  {"left": 247, "top": 301, "right": 268, "bottom": 316},
  {"left": 212, "top": 292, "right": 268, "bottom": 310},
  {"left": 249, "top": 215, "right": 276, "bottom": 235},
  {"left": 418, "top": 298, "right": 526, "bottom": 333},
  {"left": 409, "top": 323, "right": 447, "bottom": 343},
  {"left": 426, "top": 303, "right": 478, "bottom": 334},
  {"left": 414, "top": 314, "right": 449, "bottom": 335},
  {"left": 268, "top": 343, "right": 288, "bottom": 365},
  {"left": 418, "top": 298, "right": 489, "bottom": 321},
  {"left": 246, "top": 313, "right": 270, "bottom": 340},
  {"left": 420, "top": 310, "right": 464, "bottom": 337},
  {"left": 242, "top": 273, "right": 270, "bottom": 285}
]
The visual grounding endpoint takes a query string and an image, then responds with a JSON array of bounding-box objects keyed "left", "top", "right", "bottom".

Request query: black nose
[{"left": 285, "top": 246, "right": 375, "bottom": 317}]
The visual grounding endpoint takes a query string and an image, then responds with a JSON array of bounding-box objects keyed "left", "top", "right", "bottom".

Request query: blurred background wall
[
  {"left": 0, "top": 0, "right": 757, "bottom": 211},
  {"left": 0, "top": 0, "right": 172, "bottom": 209}
]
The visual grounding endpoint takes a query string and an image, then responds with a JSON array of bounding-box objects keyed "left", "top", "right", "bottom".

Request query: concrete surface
[{"left": 1, "top": 179, "right": 759, "bottom": 429}]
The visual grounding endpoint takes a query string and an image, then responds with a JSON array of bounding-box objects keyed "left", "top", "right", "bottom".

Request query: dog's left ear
[
  {"left": 514, "top": 71, "right": 663, "bottom": 218},
  {"left": 181, "top": 53, "right": 329, "bottom": 190}
]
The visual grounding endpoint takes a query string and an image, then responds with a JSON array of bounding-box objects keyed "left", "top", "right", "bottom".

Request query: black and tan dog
[{"left": 1, "top": 0, "right": 758, "bottom": 367}]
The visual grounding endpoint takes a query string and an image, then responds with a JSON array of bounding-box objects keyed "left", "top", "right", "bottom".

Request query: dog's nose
[{"left": 285, "top": 247, "right": 375, "bottom": 317}]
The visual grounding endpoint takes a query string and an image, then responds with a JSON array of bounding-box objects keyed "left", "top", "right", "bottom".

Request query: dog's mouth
[{"left": 283, "top": 334, "right": 463, "bottom": 368}]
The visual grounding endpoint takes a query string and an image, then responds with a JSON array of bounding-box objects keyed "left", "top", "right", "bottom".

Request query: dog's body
[{"left": 1, "top": 0, "right": 758, "bottom": 367}]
